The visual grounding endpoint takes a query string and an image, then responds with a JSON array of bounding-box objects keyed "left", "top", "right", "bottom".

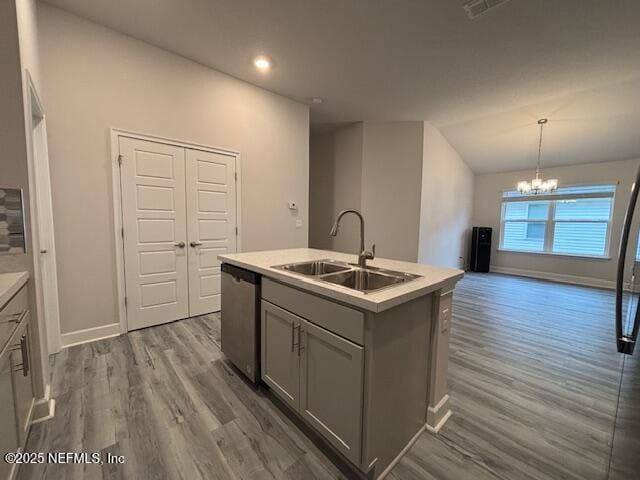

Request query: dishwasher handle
[{"left": 221, "top": 263, "right": 260, "bottom": 285}]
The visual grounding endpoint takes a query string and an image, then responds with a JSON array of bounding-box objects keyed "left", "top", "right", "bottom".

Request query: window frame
[{"left": 498, "top": 184, "right": 616, "bottom": 259}]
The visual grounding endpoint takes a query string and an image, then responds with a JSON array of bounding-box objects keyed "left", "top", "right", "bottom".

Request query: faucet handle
[{"left": 365, "top": 244, "right": 376, "bottom": 260}]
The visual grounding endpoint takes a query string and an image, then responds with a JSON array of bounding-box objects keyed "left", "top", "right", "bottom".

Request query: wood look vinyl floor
[{"left": 18, "top": 274, "right": 630, "bottom": 480}]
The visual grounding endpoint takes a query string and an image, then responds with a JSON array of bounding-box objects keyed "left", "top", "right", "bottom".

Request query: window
[{"left": 500, "top": 185, "right": 615, "bottom": 257}]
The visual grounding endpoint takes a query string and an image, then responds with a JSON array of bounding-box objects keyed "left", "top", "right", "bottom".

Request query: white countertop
[
  {"left": 0, "top": 271, "right": 29, "bottom": 309},
  {"left": 218, "top": 248, "right": 463, "bottom": 313}
]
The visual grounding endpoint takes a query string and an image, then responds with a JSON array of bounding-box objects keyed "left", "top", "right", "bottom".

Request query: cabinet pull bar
[
  {"left": 292, "top": 324, "right": 300, "bottom": 352},
  {"left": 20, "top": 334, "right": 29, "bottom": 377},
  {"left": 298, "top": 329, "right": 304, "bottom": 357},
  {"left": 1, "top": 312, "right": 23, "bottom": 324}
]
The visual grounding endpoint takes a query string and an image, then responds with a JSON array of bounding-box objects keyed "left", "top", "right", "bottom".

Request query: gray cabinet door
[
  {"left": 0, "top": 352, "right": 18, "bottom": 479},
  {"left": 261, "top": 301, "right": 301, "bottom": 410},
  {"left": 299, "top": 319, "right": 364, "bottom": 466},
  {"left": 10, "top": 314, "right": 34, "bottom": 448}
]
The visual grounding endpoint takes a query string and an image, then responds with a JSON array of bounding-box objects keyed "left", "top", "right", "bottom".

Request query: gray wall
[
  {"left": 38, "top": 5, "right": 310, "bottom": 334},
  {"left": 361, "top": 122, "right": 423, "bottom": 262},
  {"left": 473, "top": 157, "right": 640, "bottom": 287},
  {"left": 309, "top": 121, "right": 472, "bottom": 266},
  {"left": 309, "top": 122, "right": 423, "bottom": 262},
  {"left": 418, "top": 123, "right": 474, "bottom": 268},
  {"left": 309, "top": 132, "right": 335, "bottom": 250},
  {"left": 309, "top": 124, "right": 363, "bottom": 253},
  {"left": 0, "top": 1, "right": 29, "bottom": 271},
  {"left": 1, "top": 0, "right": 49, "bottom": 401}
]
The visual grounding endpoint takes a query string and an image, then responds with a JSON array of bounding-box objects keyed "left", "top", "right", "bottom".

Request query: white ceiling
[{"left": 41, "top": 0, "right": 640, "bottom": 173}]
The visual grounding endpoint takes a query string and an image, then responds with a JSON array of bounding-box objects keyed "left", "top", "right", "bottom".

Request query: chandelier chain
[
  {"left": 516, "top": 118, "right": 557, "bottom": 195},
  {"left": 536, "top": 121, "right": 544, "bottom": 178}
]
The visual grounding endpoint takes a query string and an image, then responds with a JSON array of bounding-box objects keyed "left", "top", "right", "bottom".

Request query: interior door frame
[
  {"left": 25, "top": 71, "right": 62, "bottom": 355},
  {"left": 110, "top": 128, "right": 242, "bottom": 333}
]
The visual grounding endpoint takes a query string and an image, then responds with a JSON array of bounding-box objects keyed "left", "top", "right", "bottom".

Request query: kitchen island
[{"left": 218, "top": 248, "right": 463, "bottom": 479}]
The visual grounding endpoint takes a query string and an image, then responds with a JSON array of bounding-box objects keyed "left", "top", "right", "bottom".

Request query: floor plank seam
[{"left": 436, "top": 433, "right": 506, "bottom": 480}]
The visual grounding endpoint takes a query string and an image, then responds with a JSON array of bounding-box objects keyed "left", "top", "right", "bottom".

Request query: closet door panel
[
  {"left": 120, "top": 137, "right": 189, "bottom": 330},
  {"left": 186, "top": 149, "right": 237, "bottom": 315}
]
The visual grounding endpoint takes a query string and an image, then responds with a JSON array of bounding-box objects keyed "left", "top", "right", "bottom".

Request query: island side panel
[
  {"left": 361, "top": 294, "right": 433, "bottom": 477},
  {"left": 426, "top": 286, "right": 455, "bottom": 432}
]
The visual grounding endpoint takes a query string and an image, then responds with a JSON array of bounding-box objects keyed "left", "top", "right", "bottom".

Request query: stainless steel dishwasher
[{"left": 220, "top": 263, "right": 261, "bottom": 383}]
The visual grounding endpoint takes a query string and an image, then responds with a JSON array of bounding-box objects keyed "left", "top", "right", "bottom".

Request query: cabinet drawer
[
  {"left": 262, "top": 278, "right": 364, "bottom": 345},
  {"left": 0, "top": 286, "right": 27, "bottom": 353}
]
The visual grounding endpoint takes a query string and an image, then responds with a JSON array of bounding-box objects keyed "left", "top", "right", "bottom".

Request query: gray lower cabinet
[
  {"left": 1, "top": 283, "right": 35, "bottom": 480},
  {"left": 261, "top": 301, "right": 301, "bottom": 410},
  {"left": 261, "top": 299, "right": 364, "bottom": 466},
  {"left": 299, "top": 319, "right": 363, "bottom": 465},
  {"left": 10, "top": 313, "right": 34, "bottom": 447},
  {"left": 0, "top": 353, "right": 19, "bottom": 480}
]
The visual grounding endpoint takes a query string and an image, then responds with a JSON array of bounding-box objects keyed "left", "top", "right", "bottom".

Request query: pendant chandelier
[{"left": 517, "top": 118, "right": 558, "bottom": 195}]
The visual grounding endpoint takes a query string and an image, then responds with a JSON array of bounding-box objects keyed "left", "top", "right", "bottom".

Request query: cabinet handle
[
  {"left": 291, "top": 322, "right": 295, "bottom": 352},
  {"left": 20, "top": 334, "right": 29, "bottom": 377},
  {"left": 190, "top": 241, "right": 203, "bottom": 247},
  {"left": 2, "top": 313, "right": 22, "bottom": 324},
  {"left": 298, "top": 329, "right": 305, "bottom": 357},
  {"left": 292, "top": 324, "right": 300, "bottom": 352}
]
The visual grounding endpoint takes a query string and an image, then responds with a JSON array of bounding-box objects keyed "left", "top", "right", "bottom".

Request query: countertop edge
[
  {"left": 219, "top": 256, "right": 463, "bottom": 313},
  {"left": 0, "top": 271, "right": 29, "bottom": 310}
]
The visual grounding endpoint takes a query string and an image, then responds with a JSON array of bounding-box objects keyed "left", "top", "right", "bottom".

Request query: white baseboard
[
  {"left": 426, "top": 409, "right": 452, "bottom": 434},
  {"left": 425, "top": 394, "right": 451, "bottom": 434},
  {"left": 31, "top": 399, "right": 55, "bottom": 425},
  {"left": 60, "top": 323, "right": 121, "bottom": 349},
  {"left": 377, "top": 423, "right": 427, "bottom": 480},
  {"left": 489, "top": 266, "right": 616, "bottom": 290},
  {"left": 31, "top": 383, "right": 55, "bottom": 424}
]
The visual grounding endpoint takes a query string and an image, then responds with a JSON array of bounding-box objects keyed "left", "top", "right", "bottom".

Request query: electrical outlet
[{"left": 295, "top": 219, "right": 303, "bottom": 229}]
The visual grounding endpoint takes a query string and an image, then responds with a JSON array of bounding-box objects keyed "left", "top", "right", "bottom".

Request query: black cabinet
[{"left": 470, "top": 227, "right": 492, "bottom": 272}]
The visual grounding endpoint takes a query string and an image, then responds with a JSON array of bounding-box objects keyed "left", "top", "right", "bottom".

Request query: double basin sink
[{"left": 273, "top": 259, "right": 421, "bottom": 294}]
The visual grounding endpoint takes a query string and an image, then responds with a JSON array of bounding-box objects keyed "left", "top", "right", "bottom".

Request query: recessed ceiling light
[{"left": 253, "top": 55, "right": 272, "bottom": 72}]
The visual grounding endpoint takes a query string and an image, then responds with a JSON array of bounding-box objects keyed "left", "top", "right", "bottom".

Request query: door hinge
[
  {"left": 124, "top": 296, "right": 128, "bottom": 307},
  {"left": 117, "top": 154, "right": 123, "bottom": 166},
  {"left": 234, "top": 172, "right": 238, "bottom": 181},
  {"left": 121, "top": 227, "right": 124, "bottom": 239},
  {"left": 235, "top": 227, "right": 238, "bottom": 235}
]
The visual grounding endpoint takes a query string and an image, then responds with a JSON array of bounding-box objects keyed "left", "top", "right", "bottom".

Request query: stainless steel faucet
[{"left": 329, "top": 209, "right": 376, "bottom": 268}]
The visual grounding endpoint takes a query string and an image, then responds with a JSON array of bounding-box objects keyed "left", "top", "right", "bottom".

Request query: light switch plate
[{"left": 295, "top": 219, "right": 303, "bottom": 229}]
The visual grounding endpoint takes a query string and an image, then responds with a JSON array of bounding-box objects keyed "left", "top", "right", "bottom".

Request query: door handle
[
  {"left": 190, "top": 241, "right": 203, "bottom": 247},
  {"left": 175, "top": 242, "right": 186, "bottom": 248},
  {"left": 40, "top": 249, "right": 47, "bottom": 254}
]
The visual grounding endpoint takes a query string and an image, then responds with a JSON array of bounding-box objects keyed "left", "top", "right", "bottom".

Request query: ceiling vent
[{"left": 463, "top": 0, "right": 510, "bottom": 19}]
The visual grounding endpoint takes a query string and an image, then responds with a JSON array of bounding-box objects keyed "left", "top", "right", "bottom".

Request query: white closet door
[
  {"left": 186, "top": 148, "right": 237, "bottom": 316},
  {"left": 120, "top": 137, "right": 189, "bottom": 330}
]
